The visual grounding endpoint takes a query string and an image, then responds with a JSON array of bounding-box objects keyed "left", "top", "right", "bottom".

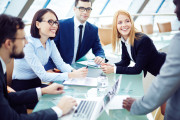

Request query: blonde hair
[{"left": 112, "top": 10, "right": 139, "bottom": 52}]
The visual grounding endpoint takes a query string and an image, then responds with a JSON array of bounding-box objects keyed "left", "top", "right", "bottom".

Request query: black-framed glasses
[
  {"left": 42, "top": 19, "right": 59, "bottom": 26},
  {"left": 76, "top": 7, "right": 92, "bottom": 12},
  {"left": 10, "top": 37, "right": 26, "bottom": 40}
]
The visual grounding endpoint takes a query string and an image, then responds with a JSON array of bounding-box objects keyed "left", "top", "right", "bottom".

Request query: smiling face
[
  {"left": 36, "top": 12, "right": 58, "bottom": 39},
  {"left": 74, "top": 1, "right": 92, "bottom": 23},
  {"left": 117, "top": 14, "right": 132, "bottom": 40}
]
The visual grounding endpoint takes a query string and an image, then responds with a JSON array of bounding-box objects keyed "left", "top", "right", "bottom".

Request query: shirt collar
[
  {"left": 121, "top": 37, "right": 129, "bottom": 45},
  {"left": 0, "top": 56, "right": 6, "bottom": 74},
  {"left": 30, "top": 36, "right": 50, "bottom": 48},
  {"left": 74, "top": 16, "right": 86, "bottom": 28}
]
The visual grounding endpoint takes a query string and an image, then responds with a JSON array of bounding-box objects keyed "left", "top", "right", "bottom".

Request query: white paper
[
  {"left": 63, "top": 77, "right": 97, "bottom": 86},
  {"left": 77, "top": 60, "right": 101, "bottom": 68},
  {"left": 107, "top": 95, "right": 130, "bottom": 110}
]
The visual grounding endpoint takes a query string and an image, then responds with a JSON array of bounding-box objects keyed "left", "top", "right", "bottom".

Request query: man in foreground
[{"left": 0, "top": 14, "right": 77, "bottom": 120}]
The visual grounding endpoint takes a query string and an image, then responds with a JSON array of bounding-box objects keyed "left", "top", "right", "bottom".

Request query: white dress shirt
[
  {"left": 114, "top": 37, "right": 133, "bottom": 73},
  {"left": 71, "top": 17, "right": 86, "bottom": 64}
]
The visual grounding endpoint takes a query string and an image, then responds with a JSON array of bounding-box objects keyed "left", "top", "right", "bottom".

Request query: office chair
[
  {"left": 157, "top": 22, "right": 172, "bottom": 33},
  {"left": 98, "top": 28, "right": 112, "bottom": 46},
  {"left": 140, "top": 24, "right": 153, "bottom": 34}
]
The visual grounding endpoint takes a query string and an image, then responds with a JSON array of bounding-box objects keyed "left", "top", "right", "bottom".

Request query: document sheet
[{"left": 63, "top": 77, "right": 97, "bottom": 86}]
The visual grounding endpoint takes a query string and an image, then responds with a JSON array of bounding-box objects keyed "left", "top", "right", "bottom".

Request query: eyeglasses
[
  {"left": 10, "top": 37, "right": 26, "bottom": 40},
  {"left": 41, "top": 19, "right": 59, "bottom": 26},
  {"left": 76, "top": 7, "right": 92, "bottom": 13}
]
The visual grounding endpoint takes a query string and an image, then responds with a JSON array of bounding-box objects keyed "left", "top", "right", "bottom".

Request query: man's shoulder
[
  {"left": 174, "top": 32, "right": 180, "bottom": 39},
  {"left": 86, "top": 21, "right": 98, "bottom": 29},
  {"left": 60, "top": 17, "right": 73, "bottom": 24}
]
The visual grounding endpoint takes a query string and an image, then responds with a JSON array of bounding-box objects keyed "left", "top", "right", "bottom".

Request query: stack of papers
[
  {"left": 63, "top": 77, "right": 97, "bottom": 86},
  {"left": 107, "top": 95, "right": 130, "bottom": 109},
  {"left": 77, "top": 60, "right": 101, "bottom": 68}
]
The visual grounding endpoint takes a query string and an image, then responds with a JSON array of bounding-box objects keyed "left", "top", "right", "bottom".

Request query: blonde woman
[
  {"left": 101, "top": 10, "right": 166, "bottom": 77},
  {"left": 101, "top": 10, "right": 167, "bottom": 115}
]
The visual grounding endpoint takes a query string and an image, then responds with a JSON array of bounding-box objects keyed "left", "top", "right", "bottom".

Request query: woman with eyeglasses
[{"left": 12, "top": 9, "right": 88, "bottom": 98}]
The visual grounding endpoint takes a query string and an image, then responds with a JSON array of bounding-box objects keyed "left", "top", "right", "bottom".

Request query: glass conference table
[
  {"left": 33, "top": 31, "right": 179, "bottom": 119},
  {"left": 33, "top": 63, "right": 149, "bottom": 120}
]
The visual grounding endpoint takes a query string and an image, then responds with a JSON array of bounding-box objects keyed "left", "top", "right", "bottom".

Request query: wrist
[
  {"left": 41, "top": 87, "right": 47, "bottom": 95},
  {"left": 53, "top": 106, "right": 63, "bottom": 117},
  {"left": 68, "top": 72, "right": 74, "bottom": 79},
  {"left": 71, "top": 69, "right": 76, "bottom": 72}
]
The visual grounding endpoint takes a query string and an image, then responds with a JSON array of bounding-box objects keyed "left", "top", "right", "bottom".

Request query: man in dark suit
[
  {"left": 45, "top": 0, "right": 106, "bottom": 70},
  {"left": 0, "top": 14, "right": 77, "bottom": 120}
]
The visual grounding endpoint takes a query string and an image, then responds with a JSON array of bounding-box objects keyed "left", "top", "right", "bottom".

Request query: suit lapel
[
  {"left": 130, "top": 46, "right": 136, "bottom": 62},
  {"left": 0, "top": 61, "right": 8, "bottom": 98},
  {"left": 70, "top": 17, "right": 75, "bottom": 51}
]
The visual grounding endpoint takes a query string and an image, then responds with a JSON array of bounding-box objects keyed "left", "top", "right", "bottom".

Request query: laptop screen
[{"left": 103, "top": 76, "right": 121, "bottom": 105}]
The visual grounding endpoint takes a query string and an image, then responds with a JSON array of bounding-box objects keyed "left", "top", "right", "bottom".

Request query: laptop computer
[{"left": 61, "top": 75, "right": 122, "bottom": 120}]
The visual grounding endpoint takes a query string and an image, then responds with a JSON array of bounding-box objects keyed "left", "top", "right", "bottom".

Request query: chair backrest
[
  {"left": 6, "top": 59, "right": 14, "bottom": 86},
  {"left": 101, "top": 24, "right": 113, "bottom": 28},
  {"left": 157, "top": 22, "right": 172, "bottom": 33},
  {"left": 140, "top": 24, "right": 153, "bottom": 34},
  {"left": 98, "top": 28, "right": 112, "bottom": 46}
]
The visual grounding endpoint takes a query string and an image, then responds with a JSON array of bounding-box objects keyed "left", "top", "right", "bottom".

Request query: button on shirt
[
  {"left": 114, "top": 37, "right": 133, "bottom": 73},
  {"left": 71, "top": 17, "right": 86, "bottom": 64},
  {"left": 12, "top": 36, "right": 73, "bottom": 82}
]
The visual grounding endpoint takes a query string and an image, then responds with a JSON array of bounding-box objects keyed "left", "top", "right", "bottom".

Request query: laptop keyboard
[{"left": 73, "top": 100, "right": 97, "bottom": 119}]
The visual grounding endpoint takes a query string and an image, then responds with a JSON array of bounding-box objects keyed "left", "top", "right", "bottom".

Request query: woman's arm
[
  {"left": 24, "top": 42, "right": 69, "bottom": 82},
  {"left": 50, "top": 41, "right": 73, "bottom": 72}
]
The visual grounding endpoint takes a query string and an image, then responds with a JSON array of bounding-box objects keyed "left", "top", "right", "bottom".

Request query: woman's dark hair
[
  {"left": 30, "top": 8, "right": 59, "bottom": 40},
  {"left": 0, "top": 14, "right": 24, "bottom": 47}
]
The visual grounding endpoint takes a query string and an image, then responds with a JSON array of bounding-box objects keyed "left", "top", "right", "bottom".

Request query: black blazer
[
  {"left": 0, "top": 62, "right": 57, "bottom": 120},
  {"left": 115, "top": 33, "right": 166, "bottom": 77}
]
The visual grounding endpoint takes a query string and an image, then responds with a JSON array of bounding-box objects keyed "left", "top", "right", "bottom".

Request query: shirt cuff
[
  {"left": 52, "top": 106, "right": 63, "bottom": 118},
  {"left": 36, "top": 87, "right": 42, "bottom": 100},
  {"left": 113, "top": 64, "right": 117, "bottom": 73},
  {"left": 61, "top": 72, "right": 69, "bottom": 81}
]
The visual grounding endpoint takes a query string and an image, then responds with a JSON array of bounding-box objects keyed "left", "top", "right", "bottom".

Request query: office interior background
[
  {"left": 1, "top": 0, "right": 179, "bottom": 120},
  {"left": 0, "top": 0, "right": 179, "bottom": 34}
]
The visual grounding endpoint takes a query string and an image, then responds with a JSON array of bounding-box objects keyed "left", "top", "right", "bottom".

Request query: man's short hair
[
  {"left": 0, "top": 14, "right": 24, "bottom": 47},
  {"left": 30, "top": 8, "right": 59, "bottom": 40},
  {"left": 75, "top": 0, "right": 92, "bottom": 7}
]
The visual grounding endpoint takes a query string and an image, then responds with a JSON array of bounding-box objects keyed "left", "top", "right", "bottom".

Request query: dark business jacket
[
  {"left": 0, "top": 62, "right": 57, "bottom": 120},
  {"left": 115, "top": 33, "right": 166, "bottom": 77},
  {"left": 45, "top": 17, "right": 105, "bottom": 70}
]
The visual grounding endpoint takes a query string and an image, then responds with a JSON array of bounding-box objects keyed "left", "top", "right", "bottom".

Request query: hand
[
  {"left": 47, "top": 69, "right": 55, "bottom": 73},
  {"left": 68, "top": 67, "right": 88, "bottom": 78},
  {"left": 122, "top": 97, "right": 136, "bottom": 111},
  {"left": 101, "top": 63, "right": 113, "bottom": 67},
  {"left": 41, "top": 83, "right": 64, "bottom": 95},
  {"left": 94, "top": 56, "right": 105, "bottom": 64},
  {"left": 7, "top": 86, "right": 16, "bottom": 93},
  {"left": 57, "top": 96, "right": 77, "bottom": 115},
  {"left": 101, "top": 64, "right": 114, "bottom": 74}
]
